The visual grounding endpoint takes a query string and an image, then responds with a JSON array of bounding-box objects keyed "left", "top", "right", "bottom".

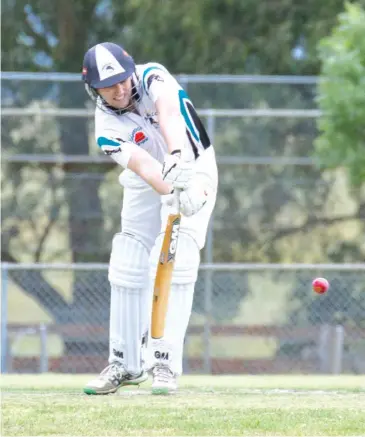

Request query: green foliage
[
  {"left": 315, "top": 2, "right": 365, "bottom": 187},
  {"left": 2, "top": 0, "right": 346, "bottom": 74}
]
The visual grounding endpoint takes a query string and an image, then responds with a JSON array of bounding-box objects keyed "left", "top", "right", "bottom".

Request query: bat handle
[{"left": 171, "top": 188, "right": 181, "bottom": 215}]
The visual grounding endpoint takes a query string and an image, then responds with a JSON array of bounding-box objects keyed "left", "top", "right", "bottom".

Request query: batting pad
[
  {"left": 108, "top": 233, "right": 150, "bottom": 374},
  {"left": 148, "top": 232, "right": 199, "bottom": 375},
  {"left": 109, "top": 232, "right": 149, "bottom": 288}
]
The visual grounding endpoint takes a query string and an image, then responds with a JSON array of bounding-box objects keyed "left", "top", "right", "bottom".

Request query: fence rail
[
  {"left": 2, "top": 263, "right": 364, "bottom": 375},
  {"left": 2, "top": 262, "right": 365, "bottom": 270},
  {"left": 1, "top": 71, "right": 319, "bottom": 84},
  {"left": 2, "top": 154, "right": 315, "bottom": 165},
  {"left": 1, "top": 108, "right": 322, "bottom": 117}
]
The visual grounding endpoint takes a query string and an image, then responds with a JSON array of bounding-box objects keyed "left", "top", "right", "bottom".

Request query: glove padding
[
  {"left": 162, "top": 152, "right": 194, "bottom": 189},
  {"left": 163, "top": 184, "right": 209, "bottom": 217}
]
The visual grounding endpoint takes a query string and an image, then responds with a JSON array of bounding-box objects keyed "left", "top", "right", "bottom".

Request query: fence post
[
  {"left": 202, "top": 112, "right": 216, "bottom": 374},
  {"left": 1, "top": 265, "right": 8, "bottom": 373},
  {"left": 203, "top": 241, "right": 213, "bottom": 374},
  {"left": 331, "top": 325, "right": 345, "bottom": 374},
  {"left": 318, "top": 324, "right": 330, "bottom": 373},
  {"left": 318, "top": 324, "right": 345, "bottom": 374},
  {"left": 39, "top": 324, "right": 49, "bottom": 373}
]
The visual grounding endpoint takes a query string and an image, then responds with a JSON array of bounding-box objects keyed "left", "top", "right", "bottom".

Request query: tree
[
  {"left": 315, "top": 2, "right": 365, "bottom": 187},
  {"left": 1, "top": 0, "right": 114, "bottom": 355},
  {"left": 2, "top": 0, "right": 364, "bottom": 328},
  {"left": 113, "top": 0, "right": 345, "bottom": 75}
]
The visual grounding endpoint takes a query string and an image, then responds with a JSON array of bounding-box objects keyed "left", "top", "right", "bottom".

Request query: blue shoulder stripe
[
  {"left": 178, "top": 89, "right": 200, "bottom": 141},
  {"left": 97, "top": 136, "right": 120, "bottom": 148}
]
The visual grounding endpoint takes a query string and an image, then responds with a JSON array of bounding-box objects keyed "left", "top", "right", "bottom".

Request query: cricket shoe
[
  {"left": 83, "top": 362, "right": 148, "bottom": 395},
  {"left": 151, "top": 365, "right": 177, "bottom": 395}
]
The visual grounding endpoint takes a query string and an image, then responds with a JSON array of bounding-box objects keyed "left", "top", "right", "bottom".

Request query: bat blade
[{"left": 151, "top": 212, "right": 181, "bottom": 339}]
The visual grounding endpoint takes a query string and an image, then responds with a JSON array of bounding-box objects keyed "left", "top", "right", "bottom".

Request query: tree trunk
[{"left": 55, "top": 0, "right": 111, "bottom": 359}]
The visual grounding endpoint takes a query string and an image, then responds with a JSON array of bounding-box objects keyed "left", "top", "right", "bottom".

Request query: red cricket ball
[{"left": 312, "top": 277, "right": 329, "bottom": 294}]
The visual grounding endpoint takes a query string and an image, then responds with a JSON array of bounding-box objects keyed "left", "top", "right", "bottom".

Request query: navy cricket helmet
[{"left": 82, "top": 42, "right": 140, "bottom": 112}]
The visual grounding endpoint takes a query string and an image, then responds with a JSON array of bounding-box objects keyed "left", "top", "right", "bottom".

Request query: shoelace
[
  {"left": 153, "top": 366, "right": 173, "bottom": 383},
  {"left": 100, "top": 363, "right": 125, "bottom": 381}
]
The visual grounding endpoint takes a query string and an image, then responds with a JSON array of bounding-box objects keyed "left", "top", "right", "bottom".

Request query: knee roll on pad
[
  {"left": 149, "top": 232, "right": 200, "bottom": 285},
  {"left": 109, "top": 233, "right": 149, "bottom": 288}
]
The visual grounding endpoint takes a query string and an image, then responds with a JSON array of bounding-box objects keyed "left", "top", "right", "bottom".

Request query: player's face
[{"left": 98, "top": 77, "right": 133, "bottom": 109}]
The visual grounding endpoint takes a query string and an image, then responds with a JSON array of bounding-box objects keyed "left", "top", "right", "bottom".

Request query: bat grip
[
  {"left": 171, "top": 188, "right": 181, "bottom": 215},
  {"left": 170, "top": 149, "right": 184, "bottom": 214}
]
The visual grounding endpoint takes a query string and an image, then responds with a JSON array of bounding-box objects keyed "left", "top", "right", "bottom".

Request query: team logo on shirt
[
  {"left": 147, "top": 74, "right": 164, "bottom": 90},
  {"left": 130, "top": 127, "right": 148, "bottom": 145},
  {"left": 145, "top": 111, "right": 159, "bottom": 127}
]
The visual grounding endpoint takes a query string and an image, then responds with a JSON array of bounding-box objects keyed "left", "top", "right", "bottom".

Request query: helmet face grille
[
  {"left": 84, "top": 83, "right": 98, "bottom": 101},
  {"left": 86, "top": 74, "right": 142, "bottom": 116}
]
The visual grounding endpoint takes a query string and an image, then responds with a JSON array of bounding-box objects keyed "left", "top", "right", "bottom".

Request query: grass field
[{"left": 1, "top": 374, "right": 365, "bottom": 436}]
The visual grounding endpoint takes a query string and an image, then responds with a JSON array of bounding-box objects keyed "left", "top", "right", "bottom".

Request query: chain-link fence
[{"left": 2, "top": 263, "right": 365, "bottom": 374}]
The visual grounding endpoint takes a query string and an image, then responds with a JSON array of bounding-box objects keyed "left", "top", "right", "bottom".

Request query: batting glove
[
  {"left": 163, "top": 184, "right": 209, "bottom": 217},
  {"left": 162, "top": 150, "right": 194, "bottom": 189}
]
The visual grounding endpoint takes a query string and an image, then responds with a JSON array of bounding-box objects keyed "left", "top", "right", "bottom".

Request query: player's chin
[{"left": 113, "top": 99, "right": 129, "bottom": 109}]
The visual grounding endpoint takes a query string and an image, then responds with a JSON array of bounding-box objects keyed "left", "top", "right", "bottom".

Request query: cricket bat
[{"left": 151, "top": 190, "right": 181, "bottom": 339}]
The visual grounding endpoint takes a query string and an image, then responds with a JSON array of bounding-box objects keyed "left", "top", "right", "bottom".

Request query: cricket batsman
[{"left": 82, "top": 42, "right": 218, "bottom": 395}]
